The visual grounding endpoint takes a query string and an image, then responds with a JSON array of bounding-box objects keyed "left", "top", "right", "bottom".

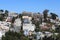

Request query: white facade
[
  {"left": 50, "top": 19, "right": 56, "bottom": 23},
  {"left": 0, "top": 21, "right": 11, "bottom": 40},
  {"left": 8, "top": 12, "right": 18, "bottom": 17},
  {"left": 13, "top": 18, "right": 21, "bottom": 32},
  {"left": 0, "top": 31, "right": 5, "bottom": 40},
  {"left": 23, "top": 24, "right": 35, "bottom": 31},
  {"left": 0, "top": 21, "right": 11, "bottom": 31},
  {"left": 23, "top": 16, "right": 35, "bottom": 31},
  {"left": 52, "top": 25, "right": 56, "bottom": 30},
  {"left": 14, "top": 18, "right": 21, "bottom": 27},
  {"left": 45, "top": 31, "right": 53, "bottom": 37},
  {"left": 0, "top": 21, "right": 11, "bottom": 27}
]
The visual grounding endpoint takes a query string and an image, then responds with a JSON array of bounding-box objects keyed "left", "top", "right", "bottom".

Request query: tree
[
  {"left": 43, "top": 9, "right": 49, "bottom": 22},
  {"left": 0, "top": 9, "right": 5, "bottom": 21},
  {"left": 19, "top": 14, "right": 22, "bottom": 20},
  {"left": 2, "top": 30, "right": 21, "bottom": 40},
  {"left": 56, "top": 33, "right": 60, "bottom": 40},
  {"left": 11, "top": 17, "right": 16, "bottom": 23},
  {"left": 0, "top": 10, "right": 4, "bottom": 21},
  {"left": 19, "top": 14, "right": 22, "bottom": 18},
  {"left": 55, "top": 25, "right": 60, "bottom": 33},
  {"left": 0, "top": 15, "right": 4, "bottom": 21},
  {"left": 31, "top": 17, "right": 35, "bottom": 24},
  {"left": 50, "top": 13, "right": 58, "bottom": 20},
  {"left": 0, "top": 9, "right": 4, "bottom": 12},
  {"left": 5, "top": 10, "right": 9, "bottom": 17},
  {"left": 35, "top": 21, "right": 40, "bottom": 32},
  {"left": 31, "top": 17, "right": 40, "bottom": 32}
]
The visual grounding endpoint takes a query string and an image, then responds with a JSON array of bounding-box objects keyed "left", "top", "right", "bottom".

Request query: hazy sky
[{"left": 0, "top": 0, "right": 60, "bottom": 17}]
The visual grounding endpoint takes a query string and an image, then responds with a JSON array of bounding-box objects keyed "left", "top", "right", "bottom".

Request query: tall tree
[
  {"left": 0, "top": 9, "right": 4, "bottom": 21},
  {"left": 19, "top": 14, "right": 22, "bottom": 19},
  {"left": 43, "top": 9, "right": 49, "bottom": 22},
  {"left": 11, "top": 17, "right": 16, "bottom": 23},
  {"left": 5, "top": 10, "right": 9, "bottom": 17}
]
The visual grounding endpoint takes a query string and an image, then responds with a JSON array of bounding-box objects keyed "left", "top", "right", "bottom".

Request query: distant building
[
  {"left": 13, "top": 18, "right": 21, "bottom": 32},
  {"left": 45, "top": 31, "right": 53, "bottom": 37},
  {"left": 22, "top": 16, "right": 35, "bottom": 31},
  {"left": 14, "top": 18, "right": 21, "bottom": 27},
  {"left": 22, "top": 16, "right": 32, "bottom": 21},
  {"left": 8, "top": 12, "right": 18, "bottom": 17},
  {"left": 50, "top": 19, "right": 56, "bottom": 23},
  {"left": 0, "top": 21, "right": 11, "bottom": 40},
  {"left": 0, "top": 21, "right": 11, "bottom": 38},
  {"left": 32, "top": 13, "right": 42, "bottom": 24},
  {"left": 6, "top": 16, "right": 13, "bottom": 22},
  {"left": 22, "top": 11, "right": 33, "bottom": 17},
  {"left": 40, "top": 22, "right": 52, "bottom": 31},
  {"left": 40, "top": 25, "right": 49, "bottom": 30},
  {"left": 0, "top": 11, "right": 4, "bottom": 14},
  {"left": 51, "top": 25, "right": 56, "bottom": 30},
  {"left": 0, "top": 31, "right": 5, "bottom": 40}
]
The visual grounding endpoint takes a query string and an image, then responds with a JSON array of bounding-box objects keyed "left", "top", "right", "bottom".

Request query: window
[
  {"left": 23, "top": 18, "right": 30, "bottom": 24},
  {"left": 5, "top": 25, "right": 9, "bottom": 27}
]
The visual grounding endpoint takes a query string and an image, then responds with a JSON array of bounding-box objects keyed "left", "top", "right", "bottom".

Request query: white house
[
  {"left": 14, "top": 18, "right": 21, "bottom": 27},
  {"left": 0, "top": 21, "right": 11, "bottom": 27},
  {"left": 36, "top": 32, "right": 45, "bottom": 40},
  {"left": 8, "top": 12, "right": 18, "bottom": 17},
  {"left": 13, "top": 18, "right": 21, "bottom": 32},
  {"left": 0, "top": 21, "right": 11, "bottom": 40},
  {"left": 52, "top": 25, "right": 56, "bottom": 30},
  {"left": 0, "top": 31, "right": 5, "bottom": 40},
  {"left": 0, "top": 21, "right": 11, "bottom": 31},
  {"left": 50, "top": 19, "right": 56, "bottom": 23},
  {"left": 23, "top": 24, "right": 35, "bottom": 31},
  {"left": 22, "top": 16, "right": 35, "bottom": 31},
  {"left": 45, "top": 31, "right": 53, "bottom": 37}
]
